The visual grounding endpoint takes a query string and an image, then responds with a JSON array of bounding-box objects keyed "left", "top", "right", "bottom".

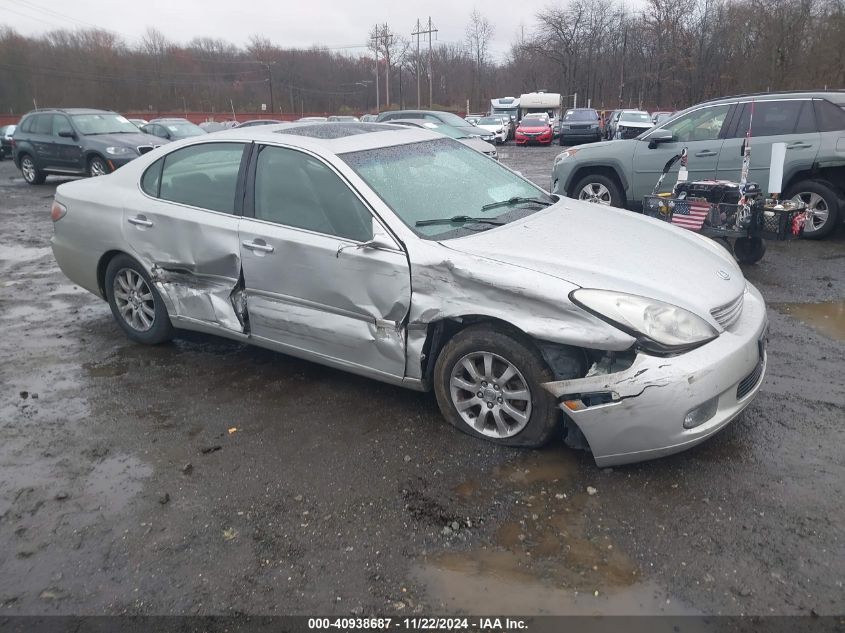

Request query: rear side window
[
  {"left": 814, "top": 99, "right": 845, "bottom": 132},
  {"left": 731, "top": 100, "right": 814, "bottom": 137},
  {"left": 141, "top": 158, "right": 163, "bottom": 197},
  {"left": 31, "top": 114, "right": 54, "bottom": 135},
  {"left": 158, "top": 143, "right": 246, "bottom": 213}
]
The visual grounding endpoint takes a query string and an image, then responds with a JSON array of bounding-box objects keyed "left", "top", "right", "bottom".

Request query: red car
[{"left": 515, "top": 116, "right": 553, "bottom": 145}]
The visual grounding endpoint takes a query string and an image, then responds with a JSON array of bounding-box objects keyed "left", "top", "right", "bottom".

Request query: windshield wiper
[
  {"left": 415, "top": 215, "right": 506, "bottom": 227},
  {"left": 481, "top": 196, "right": 553, "bottom": 212}
]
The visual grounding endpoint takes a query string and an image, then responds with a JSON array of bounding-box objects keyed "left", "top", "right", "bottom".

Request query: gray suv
[
  {"left": 12, "top": 108, "right": 164, "bottom": 184},
  {"left": 552, "top": 91, "right": 845, "bottom": 238}
]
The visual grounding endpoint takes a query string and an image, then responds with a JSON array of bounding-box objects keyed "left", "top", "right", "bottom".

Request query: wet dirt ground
[{"left": 1, "top": 146, "right": 843, "bottom": 618}]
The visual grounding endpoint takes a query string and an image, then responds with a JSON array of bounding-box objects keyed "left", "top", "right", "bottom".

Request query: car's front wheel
[
  {"left": 105, "top": 254, "right": 174, "bottom": 345},
  {"left": 88, "top": 155, "right": 110, "bottom": 178},
  {"left": 20, "top": 154, "right": 46, "bottom": 185},
  {"left": 572, "top": 174, "right": 623, "bottom": 207},
  {"left": 786, "top": 180, "right": 841, "bottom": 239},
  {"left": 433, "top": 324, "right": 563, "bottom": 448}
]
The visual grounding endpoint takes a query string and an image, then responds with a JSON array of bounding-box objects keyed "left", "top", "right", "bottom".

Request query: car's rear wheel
[
  {"left": 572, "top": 174, "right": 623, "bottom": 207},
  {"left": 786, "top": 180, "right": 841, "bottom": 239},
  {"left": 88, "top": 155, "right": 109, "bottom": 178},
  {"left": 433, "top": 324, "right": 563, "bottom": 448},
  {"left": 105, "top": 254, "right": 173, "bottom": 345},
  {"left": 20, "top": 154, "right": 46, "bottom": 185}
]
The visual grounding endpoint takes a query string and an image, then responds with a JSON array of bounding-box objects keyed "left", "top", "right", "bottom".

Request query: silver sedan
[{"left": 50, "top": 122, "right": 768, "bottom": 466}]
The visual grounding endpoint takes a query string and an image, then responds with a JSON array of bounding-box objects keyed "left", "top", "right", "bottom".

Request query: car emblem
[{"left": 717, "top": 270, "right": 731, "bottom": 280}]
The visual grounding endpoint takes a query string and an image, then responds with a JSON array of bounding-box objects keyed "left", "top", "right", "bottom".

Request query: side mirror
[
  {"left": 648, "top": 129, "right": 673, "bottom": 149},
  {"left": 336, "top": 230, "right": 396, "bottom": 257},
  {"left": 58, "top": 129, "right": 76, "bottom": 139}
]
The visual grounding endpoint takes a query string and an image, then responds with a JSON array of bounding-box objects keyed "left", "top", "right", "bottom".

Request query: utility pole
[
  {"left": 618, "top": 20, "right": 627, "bottom": 108},
  {"left": 261, "top": 62, "right": 276, "bottom": 114},
  {"left": 382, "top": 24, "right": 393, "bottom": 110},
  {"left": 370, "top": 29, "right": 381, "bottom": 112},
  {"left": 413, "top": 17, "right": 438, "bottom": 108}
]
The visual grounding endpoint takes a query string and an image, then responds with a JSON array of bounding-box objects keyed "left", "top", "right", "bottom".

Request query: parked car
[
  {"left": 127, "top": 118, "right": 148, "bottom": 128},
  {"left": 0, "top": 124, "right": 16, "bottom": 160},
  {"left": 559, "top": 108, "right": 602, "bottom": 145},
  {"left": 515, "top": 115, "right": 553, "bottom": 145},
  {"left": 360, "top": 114, "right": 378, "bottom": 122},
  {"left": 652, "top": 111, "right": 674, "bottom": 125},
  {"left": 473, "top": 116, "right": 508, "bottom": 144},
  {"left": 376, "top": 110, "right": 497, "bottom": 144},
  {"left": 387, "top": 119, "right": 498, "bottom": 160},
  {"left": 142, "top": 118, "right": 206, "bottom": 141},
  {"left": 327, "top": 115, "right": 360, "bottom": 122},
  {"left": 296, "top": 116, "right": 328, "bottom": 122},
  {"left": 604, "top": 110, "right": 621, "bottom": 139},
  {"left": 49, "top": 122, "right": 767, "bottom": 467},
  {"left": 613, "top": 110, "right": 654, "bottom": 139},
  {"left": 12, "top": 108, "right": 165, "bottom": 183},
  {"left": 551, "top": 91, "right": 845, "bottom": 238},
  {"left": 236, "top": 119, "right": 286, "bottom": 128},
  {"left": 198, "top": 121, "right": 238, "bottom": 133}
]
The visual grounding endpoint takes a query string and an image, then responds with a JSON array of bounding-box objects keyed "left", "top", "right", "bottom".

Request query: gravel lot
[{"left": 0, "top": 144, "right": 843, "bottom": 618}]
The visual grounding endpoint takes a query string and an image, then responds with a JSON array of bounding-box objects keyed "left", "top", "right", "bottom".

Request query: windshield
[
  {"left": 72, "top": 113, "right": 139, "bottom": 135},
  {"left": 520, "top": 117, "right": 548, "bottom": 127},
  {"left": 478, "top": 117, "right": 503, "bottom": 126},
  {"left": 564, "top": 110, "right": 598, "bottom": 121},
  {"left": 161, "top": 121, "right": 205, "bottom": 137},
  {"left": 341, "top": 138, "right": 553, "bottom": 239},
  {"left": 620, "top": 112, "right": 652, "bottom": 123}
]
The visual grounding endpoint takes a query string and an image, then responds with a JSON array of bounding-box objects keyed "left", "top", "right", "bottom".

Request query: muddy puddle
[
  {"left": 418, "top": 448, "right": 691, "bottom": 615},
  {"left": 0, "top": 244, "right": 52, "bottom": 265},
  {"left": 776, "top": 300, "right": 845, "bottom": 342},
  {"left": 85, "top": 455, "right": 153, "bottom": 514}
]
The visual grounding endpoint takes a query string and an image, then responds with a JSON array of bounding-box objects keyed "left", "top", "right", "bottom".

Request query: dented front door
[
  {"left": 122, "top": 142, "right": 248, "bottom": 332},
  {"left": 239, "top": 144, "right": 411, "bottom": 378}
]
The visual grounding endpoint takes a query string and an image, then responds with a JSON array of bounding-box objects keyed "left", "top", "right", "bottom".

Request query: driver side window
[{"left": 664, "top": 104, "right": 730, "bottom": 142}]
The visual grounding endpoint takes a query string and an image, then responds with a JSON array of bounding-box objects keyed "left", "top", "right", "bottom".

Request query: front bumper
[
  {"left": 560, "top": 127, "right": 601, "bottom": 140},
  {"left": 516, "top": 133, "right": 552, "bottom": 145},
  {"left": 543, "top": 283, "right": 768, "bottom": 467}
]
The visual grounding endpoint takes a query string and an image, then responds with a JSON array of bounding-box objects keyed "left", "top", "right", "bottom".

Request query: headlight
[
  {"left": 555, "top": 147, "right": 579, "bottom": 163},
  {"left": 570, "top": 289, "right": 718, "bottom": 352},
  {"left": 105, "top": 146, "right": 135, "bottom": 156}
]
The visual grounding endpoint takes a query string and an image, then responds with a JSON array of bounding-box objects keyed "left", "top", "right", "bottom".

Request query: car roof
[
  {"left": 195, "top": 121, "right": 442, "bottom": 154},
  {"left": 22, "top": 108, "right": 115, "bottom": 116},
  {"left": 697, "top": 89, "right": 845, "bottom": 106}
]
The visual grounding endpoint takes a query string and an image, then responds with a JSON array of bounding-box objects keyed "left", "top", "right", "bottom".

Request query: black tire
[
  {"left": 19, "top": 154, "right": 46, "bottom": 185},
  {"left": 733, "top": 236, "right": 767, "bottom": 264},
  {"left": 559, "top": 135, "right": 567, "bottom": 146},
  {"left": 105, "top": 254, "right": 174, "bottom": 345},
  {"left": 433, "top": 324, "right": 563, "bottom": 448},
  {"left": 571, "top": 173, "right": 624, "bottom": 208},
  {"left": 784, "top": 179, "right": 841, "bottom": 240},
  {"left": 88, "top": 155, "right": 110, "bottom": 178}
]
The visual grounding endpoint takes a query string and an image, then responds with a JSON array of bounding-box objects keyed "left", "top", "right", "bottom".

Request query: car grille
[
  {"left": 736, "top": 342, "right": 765, "bottom": 400},
  {"left": 710, "top": 293, "right": 744, "bottom": 329},
  {"left": 571, "top": 124, "right": 590, "bottom": 130},
  {"left": 137, "top": 145, "right": 154, "bottom": 155}
]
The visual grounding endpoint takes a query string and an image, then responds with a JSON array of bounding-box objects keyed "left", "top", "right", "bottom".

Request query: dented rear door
[
  {"left": 239, "top": 144, "right": 411, "bottom": 378},
  {"left": 122, "top": 141, "right": 249, "bottom": 332}
]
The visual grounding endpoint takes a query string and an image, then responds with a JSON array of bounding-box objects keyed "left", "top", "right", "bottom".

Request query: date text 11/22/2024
[{"left": 307, "top": 617, "right": 528, "bottom": 630}]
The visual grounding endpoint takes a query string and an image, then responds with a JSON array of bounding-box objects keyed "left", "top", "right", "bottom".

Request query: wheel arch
[
  {"left": 97, "top": 249, "right": 131, "bottom": 298},
  {"left": 566, "top": 164, "right": 629, "bottom": 207}
]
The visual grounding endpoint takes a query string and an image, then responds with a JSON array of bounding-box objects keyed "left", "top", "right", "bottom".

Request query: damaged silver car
[{"left": 50, "top": 122, "right": 768, "bottom": 466}]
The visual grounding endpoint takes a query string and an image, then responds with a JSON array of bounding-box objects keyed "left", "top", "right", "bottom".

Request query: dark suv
[
  {"left": 552, "top": 91, "right": 845, "bottom": 238},
  {"left": 12, "top": 108, "right": 165, "bottom": 184}
]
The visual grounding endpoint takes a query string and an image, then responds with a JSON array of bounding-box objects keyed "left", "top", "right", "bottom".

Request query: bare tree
[{"left": 465, "top": 9, "right": 494, "bottom": 111}]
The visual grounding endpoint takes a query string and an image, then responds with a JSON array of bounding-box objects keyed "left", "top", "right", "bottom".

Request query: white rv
[
  {"left": 518, "top": 91, "right": 563, "bottom": 132},
  {"left": 490, "top": 96, "right": 520, "bottom": 123}
]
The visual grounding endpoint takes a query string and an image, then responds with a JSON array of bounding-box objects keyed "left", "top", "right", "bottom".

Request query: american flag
[{"left": 671, "top": 199, "right": 710, "bottom": 231}]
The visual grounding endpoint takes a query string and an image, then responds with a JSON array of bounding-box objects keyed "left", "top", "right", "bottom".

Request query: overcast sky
[{"left": 3, "top": 0, "right": 558, "bottom": 62}]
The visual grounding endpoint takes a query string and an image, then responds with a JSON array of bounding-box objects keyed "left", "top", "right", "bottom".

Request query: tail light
[{"left": 51, "top": 200, "right": 67, "bottom": 222}]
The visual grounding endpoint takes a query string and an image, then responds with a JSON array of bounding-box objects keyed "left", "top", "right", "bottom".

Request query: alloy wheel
[
  {"left": 579, "top": 182, "right": 613, "bottom": 205},
  {"left": 90, "top": 158, "right": 108, "bottom": 177},
  {"left": 113, "top": 268, "right": 155, "bottom": 332},
  {"left": 792, "top": 192, "right": 829, "bottom": 235},
  {"left": 449, "top": 351, "right": 532, "bottom": 438},
  {"left": 21, "top": 157, "right": 36, "bottom": 183}
]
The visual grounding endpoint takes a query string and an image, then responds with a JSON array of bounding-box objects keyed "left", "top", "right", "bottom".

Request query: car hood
[
  {"left": 84, "top": 132, "right": 165, "bottom": 147},
  {"left": 477, "top": 124, "right": 503, "bottom": 132},
  {"left": 441, "top": 198, "right": 745, "bottom": 324},
  {"left": 518, "top": 124, "right": 550, "bottom": 131}
]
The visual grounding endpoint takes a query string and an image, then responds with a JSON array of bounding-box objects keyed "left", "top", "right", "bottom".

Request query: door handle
[
  {"left": 787, "top": 142, "right": 812, "bottom": 149},
  {"left": 127, "top": 216, "right": 153, "bottom": 227},
  {"left": 242, "top": 240, "right": 274, "bottom": 253},
  {"left": 694, "top": 150, "right": 718, "bottom": 157}
]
